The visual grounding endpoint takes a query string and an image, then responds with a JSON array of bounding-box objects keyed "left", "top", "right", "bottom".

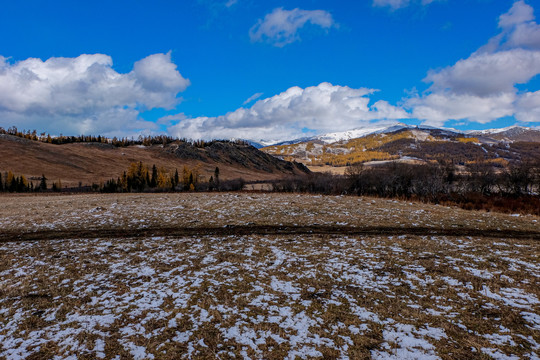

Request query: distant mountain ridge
[
  {"left": 257, "top": 123, "right": 540, "bottom": 147},
  {"left": 467, "top": 126, "right": 540, "bottom": 143},
  {"left": 260, "top": 123, "right": 540, "bottom": 168}
]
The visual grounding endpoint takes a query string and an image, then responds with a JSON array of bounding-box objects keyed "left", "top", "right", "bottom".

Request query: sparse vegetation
[
  {"left": 0, "top": 193, "right": 538, "bottom": 359},
  {"left": 272, "top": 160, "right": 540, "bottom": 215}
]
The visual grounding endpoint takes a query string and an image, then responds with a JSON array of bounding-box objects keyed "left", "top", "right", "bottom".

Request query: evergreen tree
[
  {"left": 209, "top": 176, "right": 214, "bottom": 191},
  {"left": 182, "top": 166, "right": 190, "bottom": 191},
  {"left": 0, "top": 172, "right": 3, "bottom": 191},
  {"left": 7, "top": 171, "right": 16, "bottom": 192},
  {"left": 174, "top": 169, "right": 179, "bottom": 188},
  {"left": 150, "top": 164, "right": 158, "bottom": 188},
  {"left": 40, "top": 174, "right": 47, "bottom": 191},
  {"left": 214, "top": 166, "right": 220, "bottom": 190}
]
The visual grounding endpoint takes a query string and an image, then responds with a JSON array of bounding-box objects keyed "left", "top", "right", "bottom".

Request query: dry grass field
[{"left": 0, "top": 193, "right": 539, "bottom": 359}]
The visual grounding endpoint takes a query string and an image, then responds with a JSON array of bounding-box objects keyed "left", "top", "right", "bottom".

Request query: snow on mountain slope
[
  {"left": 272, "top": 122, "right": 465, "bottom": 146},
  {"left": 314, "top": 123, "right": 409, "bottom": 144},
  {"left": 255, "top": 124, "right": 538, "bottom": 147},
  {"left": 468, "top": 126, "right": 540, "bottom": 142},
  {"left": 468, "top": 125, "right": 528, "bottom": 135}
]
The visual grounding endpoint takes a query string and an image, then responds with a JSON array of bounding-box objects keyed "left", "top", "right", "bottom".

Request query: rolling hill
[{"left": 0, "top": 134, "right": 309, "bottom": 188}]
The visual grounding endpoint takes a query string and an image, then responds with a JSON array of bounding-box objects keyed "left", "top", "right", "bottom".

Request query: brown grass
[
  {"left": 0, "top": 137, "right": 299, "bottom": 188},
  {"left": 0, "top": 193, "right": 538, "bottom": 359}
]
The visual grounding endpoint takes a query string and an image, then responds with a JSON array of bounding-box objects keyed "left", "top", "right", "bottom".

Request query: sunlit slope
[
  {"left": 262, "top": 128, "right": 540, "bottom": 167},
  {"left": 0, "top": 134, "right": 309, "bottom": 187}
]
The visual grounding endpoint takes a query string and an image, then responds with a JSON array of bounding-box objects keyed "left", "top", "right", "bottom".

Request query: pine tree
[
  {"left": 0, "top": 172, "right": 3, "bottom": 191},
  {"left": 40, "top": 174, "right": 47, "bottom": 191},
  {"left": 157, "top": 167, "right": 171, "bottom": 188},
  {"left": 174, "top": 169, "right": 179, "bottom": 188},
  {"left": 209, "top": 176, "right": 214, "bottom": 191},
  {"left": 214, "top": 166, "right": 220, "bottom": 190},
  {"left": 7, "top": 171, "right": 15, "bottom": 192},
  {"left": 150, "top": 164, "right": 158, "bottom": 188},
  {"left": 20, "top": 175, "right": 28, "bottom": 190},
  {"left": 182, "top": 166, "right": 190, "bottom": 191}
]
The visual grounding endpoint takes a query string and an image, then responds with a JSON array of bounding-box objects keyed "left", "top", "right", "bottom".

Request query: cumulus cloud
[
  {"left": 424, "top": 49, "right": 540, "bottom": 96},
  {"left": 408, "top": 0, "right": 540, "bottom": 126},
  {"left": 515, "top": 90, "right": 540, "bottom": 122},
  {"left": 408, "top": 92, "right": 516, "bottom": 127},
  {"left": 167, "top": 82, "right": 408, "bottom": 143},
  {"left": 0, "top": 52, "right": 189, "bottom": 136},
  {"left": 249, "top": 8, "right": 335, "bottom": 47},
  {"left": 499, "top": 0, "right": 534, "bottom": 28}
]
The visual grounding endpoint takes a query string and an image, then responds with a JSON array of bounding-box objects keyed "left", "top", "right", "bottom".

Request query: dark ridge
[{"left": 164, "top": 141, "right": 310, "bottom": 174}]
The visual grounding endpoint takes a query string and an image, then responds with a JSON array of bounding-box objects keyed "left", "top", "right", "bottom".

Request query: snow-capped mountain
[
  {"left": 313, "top": 123, "right": 410, "bottom": 144},
  {"left": 468, "top": 126, "right": 540, "bottom": 142},
  {"left": 269, "top": 122, "right": 466, "bottom": 146},
  {"left": 256, "top": 124, "right": 540, "bottom": 147},
  {"left": 260, "top": 123, "right": 540, "bottom": 168}
]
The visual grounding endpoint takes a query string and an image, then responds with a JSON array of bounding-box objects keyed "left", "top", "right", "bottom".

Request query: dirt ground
[{"left": 0, "top": 193, "right": 538, "bottom": 359}]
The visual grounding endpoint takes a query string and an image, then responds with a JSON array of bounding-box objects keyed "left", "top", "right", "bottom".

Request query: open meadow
[{"left": 0, "top": 193, "right": 539, "bottom": 359}]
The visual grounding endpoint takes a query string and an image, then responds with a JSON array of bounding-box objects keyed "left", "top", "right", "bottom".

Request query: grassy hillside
[{"left": 0, "top": 134, "right": 308, "bottom": 188}]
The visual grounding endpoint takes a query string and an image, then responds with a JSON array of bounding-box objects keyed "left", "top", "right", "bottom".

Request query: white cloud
[
  {"left": 0, "top": 52, "right": 189, "bottom": 136},
  {"left": 407, "top": 0, "right": 540, "bottom": 126},
  {"left": 249, "top": 8, "right": 335, "bottom": 47},
  {"left": 372, "top": 0, "right": 441, "bottom": 10},
  {"left": 499, "top": 0, "right": 534, "bottom": 28},
  {"left": 409, "top": 92, "right": 516, "bottom": 127},
  {"left": 243, "top": 92, "right": 263, "bottom": 105},
  {"left": 515, "top": 90, "right": 540, "bottom": 122},
  {"left": 167, "top": 82, "right": 408, "bottom": 143},
  {"left": 424, "top": 49, "right": 540, "bottom": 96}
]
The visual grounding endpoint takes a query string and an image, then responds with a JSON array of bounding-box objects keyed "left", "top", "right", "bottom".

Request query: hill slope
[
  {"left": 0, "top": 134, "right": 308, "bottom": 187},
  {"left": 262, "top": 127, "right": 540, "bottom": 168}
]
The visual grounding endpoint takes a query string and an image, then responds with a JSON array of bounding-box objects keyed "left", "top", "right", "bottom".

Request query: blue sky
[{"left": 1, "top": 0, "right": 540, "bottom": 142}]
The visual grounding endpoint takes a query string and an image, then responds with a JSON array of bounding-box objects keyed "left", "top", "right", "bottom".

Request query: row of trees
[
  {"left": 0, "top": 164, "right": 248, "bottom": 194},
  {"left": 0, "top": 172, "right": 60, "bottom": 192},
  {"left": 273, "top": 161, "right": 540, "bottom": 198},
  {"left": 101, "top": 163, "right": 224, "bottom": 193},
  {"left": 272, "top": 160, "right": 540, "bottom": 214},
  {"left": 0, "top": 126, "right": 249, "bottom": 148}
]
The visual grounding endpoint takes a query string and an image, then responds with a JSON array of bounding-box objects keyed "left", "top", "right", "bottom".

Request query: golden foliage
[{"left": 456, "top": 137, "right": 478, "bottom": 143}]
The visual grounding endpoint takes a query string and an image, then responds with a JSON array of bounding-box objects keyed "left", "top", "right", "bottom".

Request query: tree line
[
  {"left": 0, "top": 163, "right": 248, "bottom": 194},
  {"left": 271, "top": 160, "right": 540, "bottom": 215},
  {"left": 0, "top": 172, "right": 60, "bottom": 192},
  {"left": 101, "top": 163, "right": 245, "bottom": 192},
  {"left": 0, "top": 126, "right": 248, "bottom": 148}
]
